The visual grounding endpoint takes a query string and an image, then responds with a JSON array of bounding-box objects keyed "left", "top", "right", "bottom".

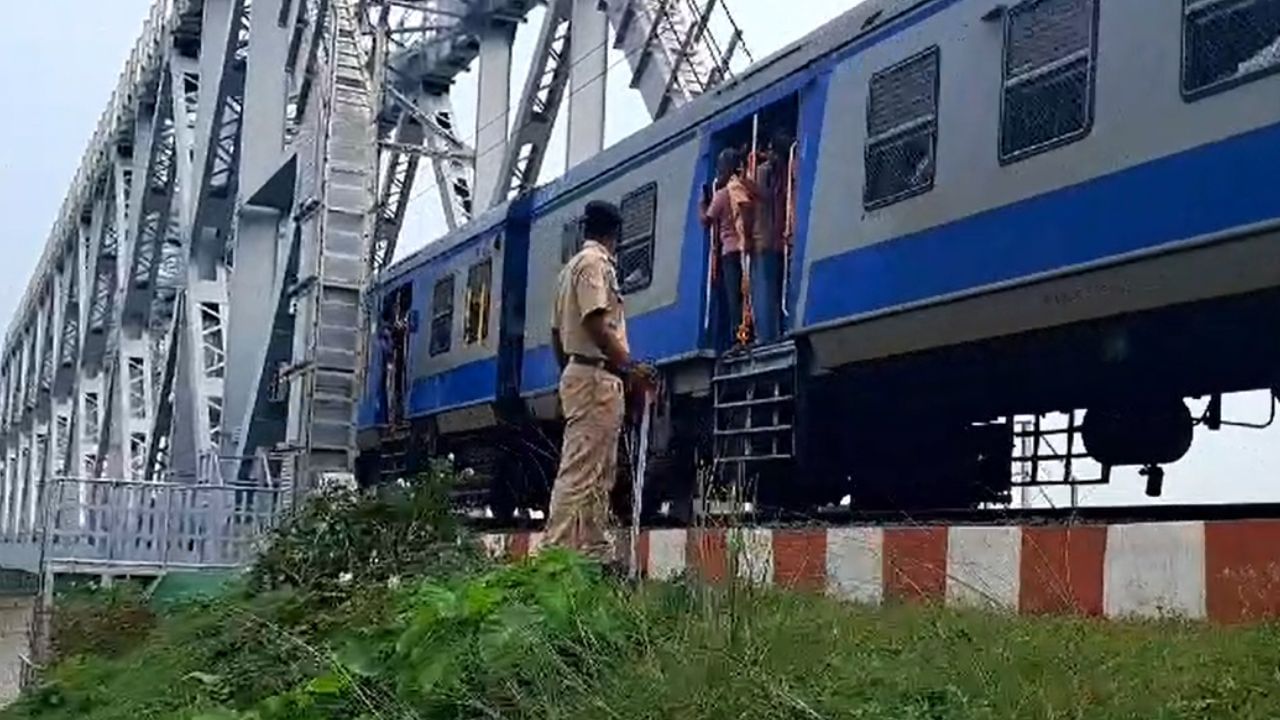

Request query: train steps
[
  {"left": 377, "top": 424, "right": 411, "bottom": 485},
  {"left": 711, "top": 340, "right": 797, "bottom": 483}
]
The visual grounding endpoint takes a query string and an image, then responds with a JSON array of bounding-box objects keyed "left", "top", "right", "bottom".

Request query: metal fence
[
  {"left": 0, "top": 477, "right": 286, "bottom": 691},
  {"left": 29, "top": 477, "right": 284, "bottom": 574}
]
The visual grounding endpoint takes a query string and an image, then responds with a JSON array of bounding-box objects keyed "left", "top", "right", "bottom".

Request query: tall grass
[
  {"left": 8, "top": 465, "right": 1280, "bottom": 719},
  {"left": 13, "top": 549, "right": 1280, "bottom": 720}
]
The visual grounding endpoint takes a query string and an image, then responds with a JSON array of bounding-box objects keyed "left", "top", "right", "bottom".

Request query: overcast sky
[{"left": 4, "top": 1, "right": 1279, "bottom": 507}]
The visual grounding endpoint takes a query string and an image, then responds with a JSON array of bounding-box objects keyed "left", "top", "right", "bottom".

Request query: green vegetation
[{"left": 7, "top": 465, "right": 1280, "bottom": 719}]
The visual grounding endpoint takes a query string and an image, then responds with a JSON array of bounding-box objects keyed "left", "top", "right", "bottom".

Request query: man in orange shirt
[{"left": 701, "top": 148, "right": 757, "bottom": 348}]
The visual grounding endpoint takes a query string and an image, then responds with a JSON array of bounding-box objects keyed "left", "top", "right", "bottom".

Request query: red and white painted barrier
[{"left": 481, "top": 520, "right": 1280, "bottom": 623}]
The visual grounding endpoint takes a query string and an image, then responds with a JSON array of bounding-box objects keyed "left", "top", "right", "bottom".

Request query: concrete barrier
[{"left": 483, "top": 518, "right": 1280, "bottom": 623}]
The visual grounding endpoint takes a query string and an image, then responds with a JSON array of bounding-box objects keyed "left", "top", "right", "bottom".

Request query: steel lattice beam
[
  {"left": 0, "top": 0, "right": 749, "bottom": 567},
  {"left": 490, "top": 0, "right": 573, "bottom": 208}
]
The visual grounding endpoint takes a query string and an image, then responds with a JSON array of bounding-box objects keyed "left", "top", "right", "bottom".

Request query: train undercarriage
[{"left": 358, "top": 284, "right": 1280, "bottom": 524}]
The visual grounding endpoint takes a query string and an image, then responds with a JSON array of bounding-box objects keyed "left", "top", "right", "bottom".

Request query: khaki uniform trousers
[{"left": 545, "top": 363, "right": 625, "bottom": 561}]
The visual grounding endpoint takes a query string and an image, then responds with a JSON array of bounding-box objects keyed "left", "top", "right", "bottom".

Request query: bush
[
  {"left": 338, "top": 548, "right": 634, "bottom": 714},
  {"left": 247, "top": 459, "right": 483, "bottom": 600},
  {"left": 193, "top": 549, "right": 638, "bottom": 720}
]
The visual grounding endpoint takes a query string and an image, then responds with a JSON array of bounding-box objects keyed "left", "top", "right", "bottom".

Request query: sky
[
  {"left": 3, "top": 0, "right": 1279, "bottom": 508},
  {"left": 0, "top": 0, "right": 158, "bottom": 337}
]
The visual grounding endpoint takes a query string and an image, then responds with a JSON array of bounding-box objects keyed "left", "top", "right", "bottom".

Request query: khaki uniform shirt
[{"left": 553, "top": 240, "right": 629, "bottom": 360}]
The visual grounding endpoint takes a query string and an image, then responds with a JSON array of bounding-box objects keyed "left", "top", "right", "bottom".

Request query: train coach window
[
  {"left": 864, "top": 46, "right": 940, "bottom": 209},
  {"left": 463, "top": 259, "right": 492, "bottom": 345},
  {"left": 429, "top": 274, "right": 454, "bottom": 356},
  {"left": 618, "top": 183, "right": 658, "bottom": 294},
  {"left": 999, "top": 0, "right": 1098, "bottom": 163},
  {"left": 1182, "top": 0, "right": 1280, "bottom": 99},
  {"left": 560, "top": 217, "right": 582, "bottom": 264}
]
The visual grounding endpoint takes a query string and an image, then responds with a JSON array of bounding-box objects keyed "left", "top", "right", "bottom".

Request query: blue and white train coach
[{"left": 357, "top": 0, "right": 1280, "bottom": 515}]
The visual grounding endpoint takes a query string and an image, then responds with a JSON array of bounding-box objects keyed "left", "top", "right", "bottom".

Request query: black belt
[{"left": 568, "top": 354, "right": 625, "bottom": 379}]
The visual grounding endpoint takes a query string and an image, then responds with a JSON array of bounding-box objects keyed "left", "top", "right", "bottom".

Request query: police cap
[{"left": 582, "top": 199, "right": 623, "bottom": 240}]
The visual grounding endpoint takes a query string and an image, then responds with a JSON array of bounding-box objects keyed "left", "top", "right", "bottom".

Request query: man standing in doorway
[
  {"left": 751, "top": 135, "right": 789, "bottom": 344},
  {"left": 547, "top": 200, "right": 654, "bottom": 568},
  {"left": 701, "top": 148, "right": 756, "bottom": 349}
]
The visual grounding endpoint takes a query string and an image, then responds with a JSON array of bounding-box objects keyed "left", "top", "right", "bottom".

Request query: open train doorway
[
  {"left": 696, "top": 93, "right": 812, "bottom": 516},
  {"left": 379, "top": 282, "right": 413, "bottom": 427},
  {"left": 702, "top": 93, "right": 800, "bottom": 353}
]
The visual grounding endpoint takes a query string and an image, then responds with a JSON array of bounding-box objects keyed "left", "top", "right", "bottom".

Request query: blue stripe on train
[
  {"left": 518, "top": 131, "right": 719, "bottom": 396},
  {"left": 804, "top": 120, "right": 1280, "bottom": 327},
  {"left": 373, "top": 0, "right": 966, "bottom": 413},
  {"left": 517, "top": 75, "right": 836, "bottom": 396},
  {"left": 383, "top": 0, "right": 1280, "bottom": 413},
  {"left": 788, "top": 73, "right": 832, "bottom": 322},
  {"left": 406, "top": 357, "right": 499, "bottom": 417},
  {"left": 397, "top": 196, "right": 536, "bottom": 421},
  {"left": 378, "top": 117, "right": 1280, "bottom": 417}
]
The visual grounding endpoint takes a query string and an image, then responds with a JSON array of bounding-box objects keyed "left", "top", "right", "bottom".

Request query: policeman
[{"left": 546, "top": 200, "right": 654, "bottom": 566}]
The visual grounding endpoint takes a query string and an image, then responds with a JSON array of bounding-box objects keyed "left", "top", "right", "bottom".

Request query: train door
[
  {"left": 695, "top": 92, "right": 817, "bottom": 513},
  {"left": 379, "top": 282, "right": 414, "bottom": 426},
  {"left": 702, "top": 93, "right": 800, "bottom": 352}
]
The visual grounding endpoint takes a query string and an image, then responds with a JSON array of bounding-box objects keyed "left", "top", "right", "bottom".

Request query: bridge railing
[{"left": 0, "top": 478, "right": 285, "bottom": 575}]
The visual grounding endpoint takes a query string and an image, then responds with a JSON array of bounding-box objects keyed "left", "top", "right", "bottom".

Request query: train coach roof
[{"left": 375, "top": 0, "right": 930, "bottom": 288}]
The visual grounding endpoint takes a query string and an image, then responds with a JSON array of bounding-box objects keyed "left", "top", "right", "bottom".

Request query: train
[{"left": 355, "top": 0, "right": 1280, "bottom": 519}]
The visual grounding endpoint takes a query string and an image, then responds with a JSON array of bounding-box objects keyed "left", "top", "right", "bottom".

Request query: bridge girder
[{"left": 0, "top": 0, "right": 749, "bottom": 555}]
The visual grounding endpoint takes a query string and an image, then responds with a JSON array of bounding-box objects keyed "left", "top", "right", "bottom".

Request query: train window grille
[
  {"left": 617, "top": 183, "right": 658, "bottom": 294},
  {"left": 429, "top": 274, "right": 454, "bottom": 356},
  {"left": 999, "top": 0, "right": 1098, "bottom": 163},
  {"left": 560, "top": 217, "right": 582, "bottom": 264},
  {"left": 463, "top": 258, "right": 492, "bottom": 345},
  {"left": 864, "top": 46, "right": 940, "bottom": 209},
  {"left": 1182, "top": 0, "right": 1280, "bottom": 99}
]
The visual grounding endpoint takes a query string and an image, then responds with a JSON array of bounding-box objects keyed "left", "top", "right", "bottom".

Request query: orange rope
[
  {"left": 737, "top": 254, "right": 753, "bottom": 345},
  {"left": 731, "top": 179, "right": 754, "bottom": 346},
  {"left": 737, "top": 117, "right": 761, "bottom": 346}
]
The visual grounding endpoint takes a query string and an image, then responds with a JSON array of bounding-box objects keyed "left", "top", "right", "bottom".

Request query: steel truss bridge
[{"left": 0, "top": 0, "right": 748, "bottom": 576}]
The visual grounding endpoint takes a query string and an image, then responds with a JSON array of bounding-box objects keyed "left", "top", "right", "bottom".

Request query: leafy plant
[
  {"left": 247, "top": 459, "right": 482, "bottom": 600},
  {"left": 376, "top": 548, "right": 631, "bottom": 705},
  {"left": 201, "top": 549, "right": 638, "bottom": 719}
]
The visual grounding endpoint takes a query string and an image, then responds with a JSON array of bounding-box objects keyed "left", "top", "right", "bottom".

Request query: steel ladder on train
[{"left": 711, "top": 340, "right": 798, "bottom": 497}]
